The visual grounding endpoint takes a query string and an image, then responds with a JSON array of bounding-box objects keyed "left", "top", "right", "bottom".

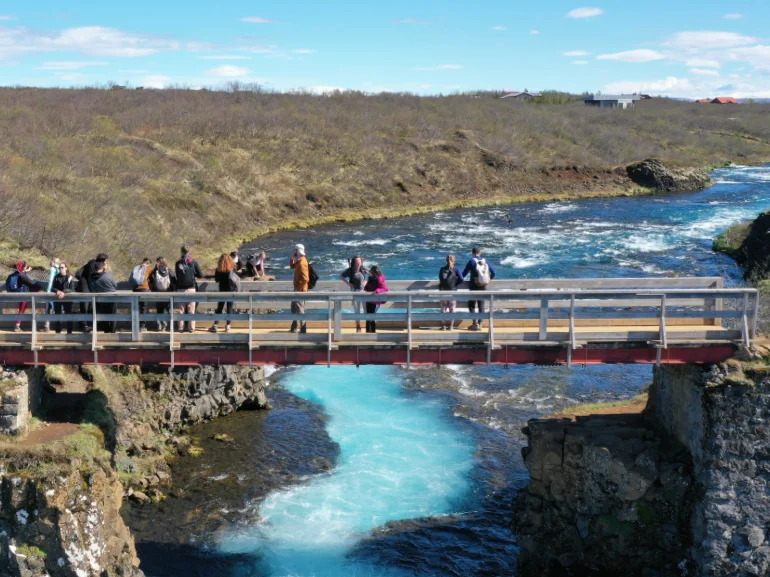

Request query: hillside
[{"left": 2, "top": 87, "right": 770, "bottom": 272}]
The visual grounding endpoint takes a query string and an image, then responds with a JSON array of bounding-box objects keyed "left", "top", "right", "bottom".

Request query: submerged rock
[{"left": 626, "top": 158, "right": 712, "bottom": 193}]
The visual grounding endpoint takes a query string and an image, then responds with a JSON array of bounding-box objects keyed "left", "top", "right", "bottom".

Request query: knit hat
[{"left": 294, "top": 244, "right": 306, "bottom": 256}]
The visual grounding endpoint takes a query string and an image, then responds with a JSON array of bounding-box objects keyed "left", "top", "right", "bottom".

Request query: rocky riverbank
[
  {"left": 514, "top": 351, "right": 770, "bottom": 577},
  {"left": 0, "top": 364, "right": 271, "bottom": 577}
]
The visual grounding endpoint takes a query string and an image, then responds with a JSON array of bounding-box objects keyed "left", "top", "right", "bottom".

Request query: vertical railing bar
[
  {"left": 334, "top": 299, "right": 342, "bottom": 342},
  {"left": 131, "top": 295, "right": 140, "bottom": 342},
  {"left": 569, "top": 294, "right": 576, "bottom": 352},
  {"left": 751, "top": 291, "right": 759, "bottom": 344},
  {"left": 407, "top": 295, "right": 412, "bottom": 369},
  {"left": 169, "top": 296, "right": 175, "bottom": 351},
  {"left": 30, "top": 295, "right": 37, "bottom": 352},
  {"left": 248, "top": 295, "right": 253, "bottom": 367},
  {"left": 741, "top": 293, "right": 750, "bottom": 347},
  {"left": 487, "top": 295, "right": 494, "bottom": 365},
  {"left": 327, "top": 296, "right": 332, "bottom": 368},
  {"left": 539, "top": 296, "right": 548, "bottom": 341},
  {"left": 660, "top": 294, "right": 667, "bottom": 349},
  {"left": 91, "top": 295, "right": 98, "bottom": 366}
]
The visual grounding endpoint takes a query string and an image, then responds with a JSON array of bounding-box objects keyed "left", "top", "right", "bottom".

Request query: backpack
[
  {"left": 474, "top": 258, "right": 491, "bottom": 287},
  {"left": 129, "top": 264, "right": 147, "bottom": 288},
  {"left": 307, "top": 263, "right": 319, "bottom": 290},
  {"left": 176, "top": 260, "right": 196, "bottom": 288},
  {"left": 153, "top": 268, "right": 171, "bottom": 291},
  {"left": 439, "top": 266, "right": 456, "bottom": 290},
  {"left": 229, "top": 270, "right": 242, "bottom": 292},
  {"left": 5, "top": 272, "right": 20, "bottom": 293}
]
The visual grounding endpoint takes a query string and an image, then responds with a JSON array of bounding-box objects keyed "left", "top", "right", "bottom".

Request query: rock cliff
[
  {"left": 734, "top": 211, "right": 770, "bottom": 282},
  {"left": 515, "top": 356, "right": 770, "bottom": 577},
  {"left": 626, "top": 158, "right": 712, "bottom": 193}
]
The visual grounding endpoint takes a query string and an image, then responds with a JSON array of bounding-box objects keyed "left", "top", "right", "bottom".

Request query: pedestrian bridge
[{"left": 0, "top": 277, "right": 758, "bottom": 367}]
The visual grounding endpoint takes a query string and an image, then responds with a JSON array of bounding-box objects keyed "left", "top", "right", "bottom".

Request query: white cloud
[
  {"left": 142, "top": 74, "right": 171, "bottom": 88},
  {"left": 34, "top": 61, "right": 109, "bottom": 70},
  {"left": 566, "top": 7, "right": 603, "bottom": 19},
  {"left": 604, "top": 76, "right": 693, "bottom": 95},
  {"left": 685, "top": 58, "right": 721, "bottom": 68},
  {"left": 0, "top": 25, "right": 207, "bottom": 60},
  {"left": 492, "top": 26, "right": 506, "bottom": 31},
  {"left": 240, "top": 17, "right": 277, "bottom": 24},
  {"left": 239, "top": 44, "right": 278, "bottom": 54},
  {"left": 205, "top": 65, "right": 250, "bottom": 77},
  {"left": 572, "top": 60, "right": 589, "bottom": 65},
  {"left": 722, "top": 13, "right": 743, "bottom": 20},
  {"left": 392, "top": 19, "right": 434, "bottom": 25},
  {"left": 413, "top": 64, "right": 463, "bottom": 71},
  {"left": 198, "top": 55, "right": 251, "bottom": 60},
  {"left": 664, "top": 31, "right": 756, "bottom": 50},
  {"left": 0, "top": 15, "right": 15, "bottom": 20},
  {"left": 563, "top": 50, "right": 590, "bottom": 56},
  {"left": 530, "top": 30, "right": 539, "bottom": 35},
  {"left": 597, "top": 49, "right": 666, "bottom": 62},
  {"left": 728, "top": 46, "right": 770, "bottom": 72},
  {"left": 310, "top": 86, "right": 343, "bottom": 94},
  {"left": 291, "top": 49, "right": 316, "bottom": 54},
  {"left": 691, "top": 68, "right": 719, "bottom": 76}
]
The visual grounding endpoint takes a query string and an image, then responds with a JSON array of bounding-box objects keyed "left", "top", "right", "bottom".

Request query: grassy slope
[{"left": 1, "top": 88, "right": 770, "bottom": 272}]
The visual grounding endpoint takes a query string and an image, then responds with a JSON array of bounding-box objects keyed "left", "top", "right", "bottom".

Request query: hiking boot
[
  {"left": 14, "top": 325, "right": 21, "bottom": 333},
  {"left": 299, "top": 326, "right": 307, "bottom": 334},
  {"left": 225, "top": 325, "right": 232, "bottom": 333},
  {"left": 41, "top": 324, "right": 50, "bottom": 333},
  {"left": 469, "top": 322, "right": 479, "bottom": 331},
  {"left": 140, "top": 326, "right": 147, "bottom": 333},
  {"left": 209, "top": 326, "right": 218, "bottom": 333}
]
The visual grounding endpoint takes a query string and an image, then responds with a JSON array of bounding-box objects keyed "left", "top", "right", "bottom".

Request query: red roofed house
[
  {"left": 711, "top": 97, "right": 739, "bottom": 104},
  {"left": 696, "top": 98, "right": 711, "bottom": 103}
]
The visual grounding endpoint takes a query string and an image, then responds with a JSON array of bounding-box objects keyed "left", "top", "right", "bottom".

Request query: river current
[{"left": 128, "top": 165, "right": 770, "bottom": 576}]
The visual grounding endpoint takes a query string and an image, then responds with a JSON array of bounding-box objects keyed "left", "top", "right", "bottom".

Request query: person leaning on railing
[
  {"left": 174, "top": 245, "right": 204, "bottom": 333},
  {"left": 90, "top": 260, "right": 118, "bottom": 334},
  {"left": 340, "top": 255, "right": 366, "bottom": 333},
  {"left": 210, "top": 253, "right": 240, "bottom": 334},
  {"left": 5, "top": 260, "right": 39, "bottom": 333},
  {"left": 363, "top": 265, "right": 389, "bottom": 334},
  {"left": 149, "top": 257, "right": 175, "bottom": 332}
]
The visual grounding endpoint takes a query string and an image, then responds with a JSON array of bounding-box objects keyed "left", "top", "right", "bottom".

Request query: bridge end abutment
[{"left": 515, "top": 356, "right": 770, "bottom": 577}]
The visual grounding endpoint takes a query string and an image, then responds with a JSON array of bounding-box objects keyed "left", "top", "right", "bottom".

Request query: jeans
[
  {"left": 133, "top": 288, "right": 149, "bottom": 328},
  {"left": 365, "top": 302, "right": 380, "bottom": 333},
  {"left": 53, "top": 302, "right": 73, "bottom": 334},
  {"left": 468, "top": 287, "right": 486, "bottom": 325},
  {"left": 291, "top": 300, "right": 306, "bottom": 332},
  {"left": 176, "top": 288, "right": 197, "bottom": 332},
  {"left": 95, "top": 301, "right": 117, "bottom": 333}
]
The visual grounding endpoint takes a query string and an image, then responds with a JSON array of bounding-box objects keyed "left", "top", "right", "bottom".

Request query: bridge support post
[
  {"left": 407, "top": 295, "right": 412, "bottom": 368},
  {"left": 333, "top": 300, "right": 342, "bottom": 342},
  {"left": 131, "top": 295, "right": 140, "bottom": 342},
  {"left": 741, "top": 293, "right": 751, "bottom": 347},
  {"left": 539, "top": 297, "right": 548, "bottom": 341},
  {"left": 248, "top": 296, "right": 253, "bottom": 367}
]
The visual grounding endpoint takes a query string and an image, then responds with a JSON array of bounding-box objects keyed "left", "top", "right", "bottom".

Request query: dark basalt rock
[
  {"left": 626, "top": 159, "right": 712, "bottom": 193},
  {"left": 737, "top": 210, "right": 770, "bottom": 281}
]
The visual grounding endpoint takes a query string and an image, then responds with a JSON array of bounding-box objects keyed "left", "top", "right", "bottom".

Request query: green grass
[
  {"left": 550, "top": 394, "right": 649, "bottom": 417},
  {"left": 15, "top": 544, "right": 46, "bottom": 559},
  {"left": 713, "top": 222, "right": 751, "bottom": 260}
]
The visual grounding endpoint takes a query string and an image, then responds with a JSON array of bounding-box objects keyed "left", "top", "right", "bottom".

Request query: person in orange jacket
[{"left": 289, "top": 244, "right": 309, "bottom": 333}]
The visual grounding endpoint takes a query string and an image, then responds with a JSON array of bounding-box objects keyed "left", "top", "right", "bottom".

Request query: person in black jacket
[
  {"left": 174, "top": 245, "right": 204, "bottom": 333},
  {"left": 75, "top": 252, "right": 108, "bottom": 333},
  {"left": 209, "top": 254, "right": 240, "bottom": 333},
  {"left": 438, "top": 254, "right": 463, "bottom": 330},
  {"left": 90, "top": 261, "right": 118, "bottom": 333},
  {"left": 6, "top": 260, "right": 39, "bottom": 332},
  {"left": 52, "top": 263, "right": 78, "bottom": 334}
]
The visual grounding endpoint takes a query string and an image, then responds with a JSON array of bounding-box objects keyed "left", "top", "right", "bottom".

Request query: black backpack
[
  {"left": 176, "top": 260, "right": 196, "bottom": 287},
  {"left": 307, "top": 263, "right": 319, "bottom": 290},
  {"left": 439, "top": 266, "right": 456, "bottom": 290}
]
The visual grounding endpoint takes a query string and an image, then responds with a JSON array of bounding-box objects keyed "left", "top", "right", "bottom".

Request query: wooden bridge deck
[{"left": 0, "top": 277, "right": 758, "bottom": 367}]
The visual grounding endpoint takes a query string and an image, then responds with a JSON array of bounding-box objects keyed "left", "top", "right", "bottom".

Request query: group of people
[{"left": 4, "top": 244, "right": 496, "bottom": 334}]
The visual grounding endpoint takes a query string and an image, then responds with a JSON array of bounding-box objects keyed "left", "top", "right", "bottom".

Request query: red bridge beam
[{"left": 0, "top": 346, "right": 737, "bottom": 367}]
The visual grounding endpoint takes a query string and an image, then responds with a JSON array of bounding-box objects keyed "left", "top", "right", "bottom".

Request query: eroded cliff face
[
  {"left": 0, "top": 439, "right": 143, "bottom": 577},
  {"left": 515, "top": 357, "right": 770, "bottom": 577},
  {"left": 626, "top": 158, "right": 712, "bottom": 193}
]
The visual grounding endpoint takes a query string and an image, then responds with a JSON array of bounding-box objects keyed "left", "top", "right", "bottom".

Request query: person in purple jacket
[
  {"left": 462, "top": 247, "right": 496, "bottom": 331},
  {"left": 363, "top": 265, "right": 389, "bottom": 333}
]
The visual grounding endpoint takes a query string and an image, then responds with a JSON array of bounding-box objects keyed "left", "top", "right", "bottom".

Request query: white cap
[{"left": 294, "top": 244, "right": 306, "bottom": 256}]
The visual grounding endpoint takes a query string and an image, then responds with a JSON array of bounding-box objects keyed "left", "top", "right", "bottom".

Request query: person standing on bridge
[
  {"left": 462, "top": 248, "right": 496, "bottom": 331},
  {"left": 5, "top": 261, "right": 39, "bottom": 333},
  {"left": 90, "top": 260, "right": 118, "bottom": 333},
  {"left": 150, "top": 257, "right": 175, "bottom": 332},
  {"left": 438, "top": 254, "right": 463, "bottom": 330},
  {"left": 42, "top": 257, "right": 61, "bottom": 332},
  {"left": 340, "top": 255, "right": 366, "bottom": 333},
  {"left": 75, "top": 253, "right": 108, "bottom": 333},
  {"left": 364, "top": 265, "right": 389, "bottom": 334},
  {"left": 210, "top": 253, "right": 240, "bottom": 333},
  {"left": 53, "top": 263, "right": 78, "bottom": 334},
  {"left": 175, "top": 245, "right": 204, "bottom": 333},
  {"left": 130, "top": 258, "right": 154, "bottom": 333},
  {"left": 289, "top": 244, "right": 309, "bottom": 333}
]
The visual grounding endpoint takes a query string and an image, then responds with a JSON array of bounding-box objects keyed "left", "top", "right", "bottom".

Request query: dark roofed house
[
  {"left": 711, "top": 96, "right": 738, "bottom": 104},
  {"left": 501, "top": 91, "right": 542, "bottom": 101},
  {"left": 584, "top": 94, "right": 641, "bottom": 109}
]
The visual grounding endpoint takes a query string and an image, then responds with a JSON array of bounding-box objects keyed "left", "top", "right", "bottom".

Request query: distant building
[
  {"left": 501, "top": 91, "right": 542, "bottom": 101},
  {"left": 696, "top": 98, "right": 711, "bottom": 103},
  {"left": 110, "top": 85, "right": 126, "bottom": 90},
  {"left": 639, "top": 94, "right": 652, "bottom": 100},
  {"left": 711, "top": 97, "right": 739, "bottom": 104},
  {"left": 583, "top": 94, "right": 641, "bottom": 109}
]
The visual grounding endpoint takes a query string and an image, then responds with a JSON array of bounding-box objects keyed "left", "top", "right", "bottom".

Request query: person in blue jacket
[{"left": 462, "top": 247, "right": 496, "bottom": 331}]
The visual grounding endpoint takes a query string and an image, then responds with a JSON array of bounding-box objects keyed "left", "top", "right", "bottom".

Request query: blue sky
[{"left": 0, "top": 0, "right": 768, "bottom": 98}]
